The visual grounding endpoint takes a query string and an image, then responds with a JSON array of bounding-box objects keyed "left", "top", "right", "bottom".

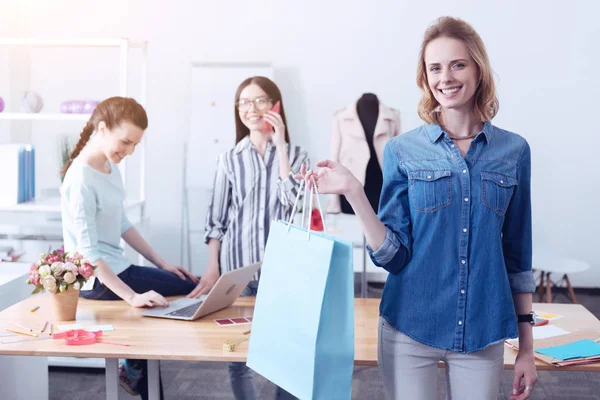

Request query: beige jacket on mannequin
[{"left": 327, "top": 99, "right": 401, "bottom": 214}]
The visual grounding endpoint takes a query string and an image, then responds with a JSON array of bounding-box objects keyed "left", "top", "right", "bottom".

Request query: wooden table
[
  {"left": 355, "top": 300, "right": 600, "bottom": 371},
  {"left": 1, "top": 296, "right": 599, "bottom": 400},
  {"left": 0, "top": 263, "right": 48, "bottom": 399}
]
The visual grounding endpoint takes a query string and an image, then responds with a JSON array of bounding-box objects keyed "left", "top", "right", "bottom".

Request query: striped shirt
[{"left": 204, "top": 136, "right": 309, "bottom": 279}]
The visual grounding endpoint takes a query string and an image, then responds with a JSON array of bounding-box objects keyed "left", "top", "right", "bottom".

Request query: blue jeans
[
  {"left": 229, "top": 281, "right": 297, "bottom": 400},
  {"left": 81, "top": 265, "right": 197, "bottom": 400}
]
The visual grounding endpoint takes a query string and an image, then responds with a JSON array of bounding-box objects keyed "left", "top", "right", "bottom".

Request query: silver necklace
[{"left": 448, "top": 133, "right": 477, "bottom": 140}]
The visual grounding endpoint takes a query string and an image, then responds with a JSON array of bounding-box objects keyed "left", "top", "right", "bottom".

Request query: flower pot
[{"left": 48, "top": 287, "right": 79, "bottom": 321}]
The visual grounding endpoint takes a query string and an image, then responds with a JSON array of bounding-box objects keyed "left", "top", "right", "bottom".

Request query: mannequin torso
[{"left": 340, "top": 93, "right": 383, "bottom": 214}]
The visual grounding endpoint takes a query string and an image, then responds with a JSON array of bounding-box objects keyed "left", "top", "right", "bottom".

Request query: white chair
[{"left": 532, "top": 251, "right": 590, "bottom": 304}]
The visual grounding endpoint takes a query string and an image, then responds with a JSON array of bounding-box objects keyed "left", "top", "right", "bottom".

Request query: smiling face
[
  {"left": 425, "top": 36, "right": 480, "bottom": 113},
  {"left": 99, "top": 120, "right": 144, "bottom": 164},
  {"left": 237, "top": 83, "right": 275, "bottom": 132}
]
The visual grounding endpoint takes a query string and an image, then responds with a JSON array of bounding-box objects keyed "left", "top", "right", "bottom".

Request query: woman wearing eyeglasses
[{"left": 190, "top": 76, "right": 308, "bottom": 400}]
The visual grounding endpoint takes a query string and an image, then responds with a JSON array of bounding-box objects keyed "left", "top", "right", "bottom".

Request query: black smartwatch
[{"left": 517, "top": 311, "right": 536, "bottom": 325}]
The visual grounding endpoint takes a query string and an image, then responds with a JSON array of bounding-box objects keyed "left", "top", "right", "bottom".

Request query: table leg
[
  {"left": 148, "top": 359, "right": 160, "bottom": 400},
  {"left": 545, "top": 272, "right": 552, "bottom": 303},
  {"left": 564, "top": 274, "right": 578, "bottom": 304},
  {"left": 538, "top": 270, "right": 545, "bottom": 303},
  {"left": 105, "top": 358, "right": 118, "bottom": 400},
  {"left": 361, "top": 236, "right": 367, "bottom": 298}
]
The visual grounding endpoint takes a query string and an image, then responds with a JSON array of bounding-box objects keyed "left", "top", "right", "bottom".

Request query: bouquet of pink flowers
[{"left": 26, "top": 247, "right": 97, "bottom": 294}]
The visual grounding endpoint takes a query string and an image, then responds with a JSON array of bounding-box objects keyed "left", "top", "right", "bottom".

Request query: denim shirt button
[
  {"left": 461, "top": 260, "right": 466, "bottom": 264},
  {"left": 458, "top": 320, "right": 463, "bottom": 325},
  {"left": 462, "top": 169, "right": 467, "bottom": 174},
  {"left": 460, "top": 289, "right": 465, "bottom": 294},
  {"left": 464, "top": 197, "right": 469, "bottom": 202}
]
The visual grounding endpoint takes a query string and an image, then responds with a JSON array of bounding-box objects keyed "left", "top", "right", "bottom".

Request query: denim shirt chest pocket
[
  {"left": 481, "top": 171, "right": 518, "bottom": 216},
  {"left": 408, "top": 169, "right": 452, "bottom": 213}
]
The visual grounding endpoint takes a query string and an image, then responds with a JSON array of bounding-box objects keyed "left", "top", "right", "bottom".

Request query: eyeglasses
[{"left": 236, "top": 97, "right": 272, "bottom": 111}]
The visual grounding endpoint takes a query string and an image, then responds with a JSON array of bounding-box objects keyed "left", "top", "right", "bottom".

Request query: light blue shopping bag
[{"left": 247, "top": 181, "right": 354, "bottom": 400}]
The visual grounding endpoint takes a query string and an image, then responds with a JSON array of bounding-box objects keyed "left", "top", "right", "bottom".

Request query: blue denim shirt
[{"left": 368, "top": 121, "right": 535, "bottom": 353}]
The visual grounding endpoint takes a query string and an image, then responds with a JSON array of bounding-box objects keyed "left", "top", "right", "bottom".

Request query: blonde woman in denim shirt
[{"left": 300, "top": 17, "right": 537, "bottom": 400}]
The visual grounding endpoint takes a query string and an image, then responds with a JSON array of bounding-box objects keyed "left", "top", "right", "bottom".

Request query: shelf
[
  {"left": 48, "top": 357, "right": 105, "bottom": 369},
  {"left": 0, "top": 197, "right": 145, "bottom": 213},
  {"left": 0, "top": 113, "right": 90, "bottom": 122},
  {"left": 0, "top": 38, "right": 146, "bottom": 48},
  {"left": 0, "top": 216, "right": 149, "bottom": 243},
  {"left": 0, "top": 112, "right": 90, "bottom": 122}
]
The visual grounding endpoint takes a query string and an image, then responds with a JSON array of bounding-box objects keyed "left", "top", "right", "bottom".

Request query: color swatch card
[
  {"left": 506, "top": 325, "right": 570, "bottom": 347},
  {"left": 532, "top": 325, "right": 570, "bottom": 340},
  {"left": 536, "top": 339, "right": 600, "bottom": 361},
  {"left": 214, "top": 317, "right": 253, "bottom": 326},
  {"left": 536, "top": 312, "right": 564, "bottom": 321}
]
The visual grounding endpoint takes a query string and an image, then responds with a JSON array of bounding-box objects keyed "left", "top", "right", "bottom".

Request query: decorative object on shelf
[
  {"left": 60, "top": 100, "right": 99, "bottom": 114},
  {"left": 26, "top": 247, "right": 97, "bottom": 321},
  {"left": 0, "top": 144, "right": 35, "bottom": 206},
  {"left": 83, "top": 100, "right": 99, "bottom": 113},
  {"left": 71, "top": 101, "right": 83, "bottom": 113},
  {"left": 19, "top": 91, "right": 44, "bottom": 113},
  {"left": 58, "top": 135, "right": 76, "bottom": 182},
  {"left": 0, "top": 245, "right": 13, "bottom": 260},
  {"left": 0, "top": 245, "right": 22, "bottom": 262},
  {"left": 0, "top": 95, "right": 4, "bottom": 112},
  {"left": 59, "top": 101, "right": 70, "bottom": 113}
]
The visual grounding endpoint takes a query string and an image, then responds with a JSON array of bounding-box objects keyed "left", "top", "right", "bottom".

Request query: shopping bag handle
[
  {"left": 286, "top": 176, "right": 327, "bottom": 237},
  {"left": 287, "top": 179, "right": 305, "bottom": 230}
]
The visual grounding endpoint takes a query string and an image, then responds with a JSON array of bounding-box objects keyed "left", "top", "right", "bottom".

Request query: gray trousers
[
  {"left": 228, "top": 281, "right": 296, "bottom": 400},
  {"left": 378, "top": 317, "right": 504, "bottom": 400}
]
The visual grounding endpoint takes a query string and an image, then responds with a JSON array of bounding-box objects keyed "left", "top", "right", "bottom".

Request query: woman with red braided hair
[{"left": 61, "top": 97, "right": 198, "bottom": 399}]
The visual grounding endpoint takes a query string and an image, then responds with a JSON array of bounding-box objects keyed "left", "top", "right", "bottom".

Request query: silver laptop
[{"left": 141, "top": 262, "right": 261, "bottom": 321}]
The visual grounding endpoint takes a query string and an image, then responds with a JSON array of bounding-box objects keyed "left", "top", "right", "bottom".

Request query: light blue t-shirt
[{"left": 61, "top": 158, "right": 133, "bottom": 275}]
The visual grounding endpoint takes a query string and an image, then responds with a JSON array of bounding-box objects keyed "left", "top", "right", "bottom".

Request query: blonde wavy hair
[{"left": 417, "top": 16, "right": 499, "bottom": 124}]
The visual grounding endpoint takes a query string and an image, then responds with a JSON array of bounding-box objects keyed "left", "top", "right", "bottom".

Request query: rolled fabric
[
  {"left": 82, "top": 101, "right": 99, "bottom": 114},
  {"left": 60, "top": 101, "right": 72, "bottom": 113},
  {"left": 70, "top": 100, "right": 84, "bottom": 113}
]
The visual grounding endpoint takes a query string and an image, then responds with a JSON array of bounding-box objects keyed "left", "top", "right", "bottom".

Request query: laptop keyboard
[{"left": 166, "top": 302, "right": 203, "bottom": 317}]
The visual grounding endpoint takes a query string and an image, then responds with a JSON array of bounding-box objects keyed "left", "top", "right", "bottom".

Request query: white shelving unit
[
  {"left": 0, "top": 37, "right": 148, "bottom": 224},
  {"left": 0, "top": 38, "right": 148, "bottom": 369},
  {"left": 0, "top": 37, "right": 148, "bottom": 207}
]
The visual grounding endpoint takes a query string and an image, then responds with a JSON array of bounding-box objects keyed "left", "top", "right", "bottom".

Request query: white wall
[{"left": 2, "top": 0, "right": 599, "bottom": 286}]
